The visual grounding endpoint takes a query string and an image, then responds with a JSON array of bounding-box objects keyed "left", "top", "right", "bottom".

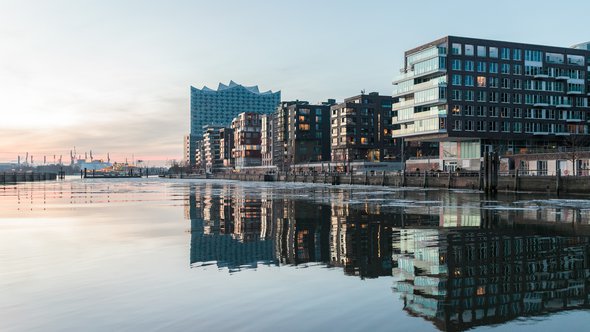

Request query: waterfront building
[
  {"left": 392, "top": 36, "right": 590, "bottom": 171},
  {"left": 330, "top": 93, "right": 400, "bottom": 165},
  {"left": 189, "top": 81, "right": 280, "bottom": 166},
  {"left": 219, "top": 127, "right": 235, "bottom": 168},
  {"left": 182, "top": 134, "right": 196, "bottom": 165},
  {"left": 273, "top": 100, "right": 335, "bottom": 171},
  {"left": 261, "top": 114, "right": 274, "bottom": 167},
  {"left": 231, "top": 112, "right": 263, "bottom": 169},
  {"left": 194, "top": 139, "right": 205, "bottom": 171},
  {"left": 203, "top": 125, "right": 224, "bottom": 173}
]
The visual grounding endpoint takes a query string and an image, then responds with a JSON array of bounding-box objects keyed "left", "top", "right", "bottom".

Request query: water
[{"left": 1, "top": 178, "right": 590, "bottom": 331}]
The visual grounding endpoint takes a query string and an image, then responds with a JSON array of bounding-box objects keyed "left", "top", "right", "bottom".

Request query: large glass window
[
  {"left": 452, "top": 43, "right": 462, "bottom": 55},
  {"left": 452, "top": 74, "right": 462, "bottom": 86},
  {"left": 524, "top": 50, "right": 542, "bottom": 62},
  {"left": 513, "top": 49, "right": 522, "bottom": 61},
  {"left": 464, "top": 75, "right": 474, "bottom": 86},
  {"left": 477, "top": 61, "right": 487, "bottom": 72},
  {"left": 477, "top": 76, "right": 486, "bottom": 87},
  {"left": 465, "top": 60, "right": 474, "bottom": 71},
  {"left": 452, "top": 59, "right": 462, "bottom": 70},
  {"left": 465, "top": 44, "right": 474, "bottom": 56},
  {"left": 501, "top": 48, "right": 510, "bottom": 60},
  {"left": 489, "top": 47, "right": 499, "bottom": 58},
  {"left": 489, "top": 62, "right": 498, "bottom": 73},
  {"left": 501, "top": 63, "right": 510, "bottom": 74},
  {"left": 477, "top": 46, "right": 487, "bottom": 57}
]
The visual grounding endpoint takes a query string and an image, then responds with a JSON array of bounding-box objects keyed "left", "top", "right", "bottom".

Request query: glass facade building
[
  {"left": 393, "top": 36, "right": 590, "bottom": 170},
  {"left": 189, "top": 81, "right": 280, "bottom": 165}
]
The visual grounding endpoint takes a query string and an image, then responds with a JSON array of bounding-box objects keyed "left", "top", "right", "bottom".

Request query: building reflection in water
[{"left": 185, "top": 183, "right": 590, "bottom": 330}]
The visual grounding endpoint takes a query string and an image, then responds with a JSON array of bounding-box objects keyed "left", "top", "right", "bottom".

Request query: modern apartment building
[
  {"left": 261, "top": 114, "right": 274, "bottom": 167},
  {"left": 231, "top": 112, "right": 263, "bottom": 169},
  {"left": 273, "top": 100, "right": 335, "bottom": 170},
  {"left": 219, "top": 128, "right": 234, "bottom": 168},
  {"left": 189, "top": 81, "right": 280, "bottom": 165},
  {"left": 203, "top": 125, "right": 224, "bottom": 172},
  {"left": 183, "top": 134, "right": 193, "bottom": 166},
  {"left": 392, "top": 36, "right": 590, "bottom": 171},
  {"left": 330, "top": 93, "right": 399, "bottom": 164},
  {"left": 194, "top": 139, "right": 205, "bottom": 170}
]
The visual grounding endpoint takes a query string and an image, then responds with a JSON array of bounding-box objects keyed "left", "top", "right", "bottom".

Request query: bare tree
[{"left": 563, "top": 134, "right": 590, "bottom": 176}]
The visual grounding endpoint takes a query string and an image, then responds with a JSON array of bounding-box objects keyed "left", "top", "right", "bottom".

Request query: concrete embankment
[
  {"left": 211, "top": 172, "right": 590, "bottom": 195},
  {"left": 0, "top": 172, "right": 57, "bottom": 184}
]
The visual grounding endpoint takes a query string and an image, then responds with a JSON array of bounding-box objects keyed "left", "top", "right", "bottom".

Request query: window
[
  {"left": 299, "top": 123, "right": 310, "bottom": 131},
  {"left": 477, "top": 45, "right": 487, "bottom": 57},
  {"left": 477, "top": 61, "right": 487, "bottom": 72},
  {"left": 464, "top": 90, "right": 474, "bottom": 101},
  {"left": 513, "top": 94, "right": 522, "bottom": 103},
  {"left": 464, "top": 75, "right": 474, "bottom": 86},
  {"left": 513, "top": 49, "right": 522, "bottom": 61},
  {"left": 500, "top": 93, "right": 510, "bottom": 103},
  {"left": 501, "top": 107, "right": 510, "bottom": 118},
  {"left": 512, "top": 79, "right": 522, "bottom": 89},
  {"left": 452, "top": 43, "right": 462, "bottom": 55},
  {"left": 452, "top": 89, "right": 462, "bottom": 101},
  {"left": 524, "top": 50, "right": 542, "bottom": 62},
  {"left": 452, "top": 59, "right": 462, "bottom": 70},
  {"left": 465, "top": 120, "right": 474, "bottom": 131},
  {"left": 477, "top": 76, "right": 486, "bottom": 87},
  {"left": 489, "top": 47, "right": 498, "bottom": 58},
  {"left": 501, "top": 122, "right": 510, "bottom": 132},
  {"left": 489, "top": 62, "right": 498, "bottom": 73},
  {"left": 465, "top": 60, "right": 474, "bottom": 71},
  {"left": 489, "top": 92, "right": 499, "bottom": 103},
  {"left": 464, "top": 105, "right": 474, "bottom": 116},
  {"left": 477, "top": 120, "right": 486, "bottom": 131},
  {"left": 501, "top": 48, "right": 510, "bottom": 60},
  {"left": 489, "top": 77, "right": 499, "bottom": 88},
  {"left": 501, "top": 78, "right": 510, "bottom": 89},
  {"left": 489, "top": 121, "right": 498, "bottom": 132},
  {"left": 477, "top": 91, "right": 486, "bottom": 102},
  {"left": 513, "top": 64, "right": 522, "bottom": 75},
  {"left": 465, "top": 44, "right": 474, "bottom": 56},
  {"left": 476, "top": 106, "right": 486, "bottom": 117},
  {"left": 452, "top": 74, "right": 462, "bottom": 85},
  {"left": 489, "top": 107, "right": 499, "bottom": 117},
  {"left": 453, "top": 120, "right": 462, "bottom": 130},
  {"left": 501, "top": 63, "right": 510, "bottom": 74}
]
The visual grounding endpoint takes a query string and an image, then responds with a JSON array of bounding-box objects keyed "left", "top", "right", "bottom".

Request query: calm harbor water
[{"left": 1, "top": 178, "right": 590, "bottom": 331}]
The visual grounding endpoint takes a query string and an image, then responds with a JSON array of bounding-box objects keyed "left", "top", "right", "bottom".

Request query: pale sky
[{"left": 1, "top": 0, "right": 589, "bottom": 165}]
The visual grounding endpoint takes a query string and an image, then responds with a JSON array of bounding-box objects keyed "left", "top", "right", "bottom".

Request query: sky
[{"left": 1, "top": 0, "right": 589, "bottom": 165}]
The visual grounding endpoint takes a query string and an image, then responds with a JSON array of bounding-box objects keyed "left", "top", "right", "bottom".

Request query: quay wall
[
  {"left": 211, "top": 172, "right": 589, "bottom": 195},
  {"left": 0, "top": 172, "right": 57, "bottom": 184}
]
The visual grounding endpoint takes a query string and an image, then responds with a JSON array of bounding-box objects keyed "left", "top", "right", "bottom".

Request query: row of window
[
  {"left": 450, "top": 89, "right": 586, "bottom": 106},
  {"left": 451, "top": 43, "right": 522, "bottom": 60},
  {"left": 450, "top": 105, "right": 587, "bottom": 120},
  {"left": 451, "top": 75, "right": 586, "bottom": 93},
  {"left": 453, "top": 120, "right": 588, "bottom": 134}
]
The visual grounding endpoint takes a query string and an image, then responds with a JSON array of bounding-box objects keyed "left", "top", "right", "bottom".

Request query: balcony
[
  {"left": 567, "top": 90, "right": 583, "bottom": 95},
  {"left": 556, "top": 103, "right": 573, "bottom": 108},
  {"left": 555, "top": 74, "right": 570, "bottom": 80},
  {"left": 393, "top": 99, "right": 416, "bottom": 109},
  {"left": 533, "top": 102, "right": 549, "bottom": 107}
]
